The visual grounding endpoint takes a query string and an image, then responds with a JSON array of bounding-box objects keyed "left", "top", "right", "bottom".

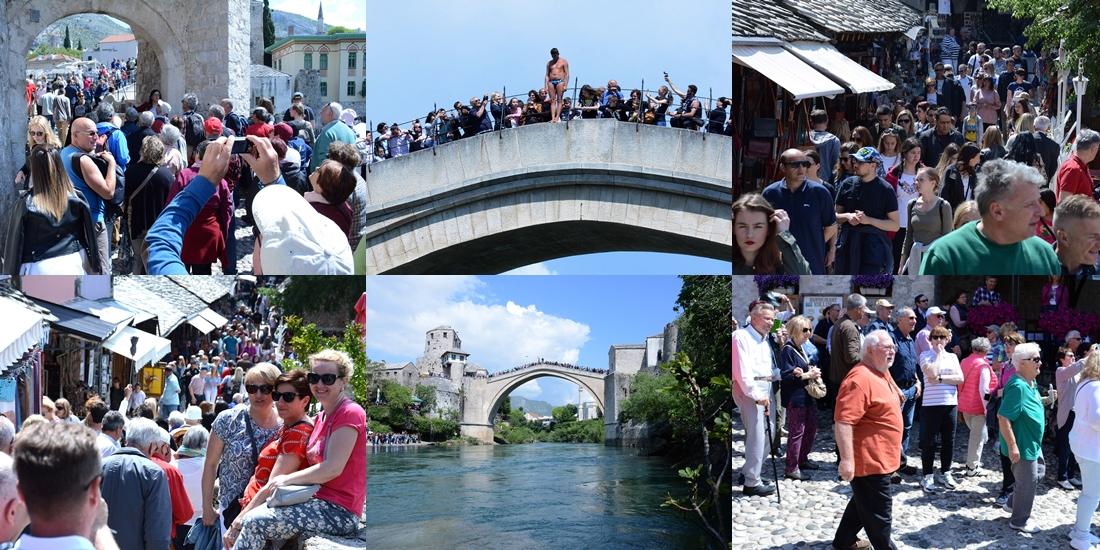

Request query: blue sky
[
  {"left": 367, "top": 275, "right": 684, "bottom": 406},
  {"left": 271, "top": 0, "right": 365, "bottom": 32},
  {"left": 366, "top": 0, "right": 732, "bottom": 274}
]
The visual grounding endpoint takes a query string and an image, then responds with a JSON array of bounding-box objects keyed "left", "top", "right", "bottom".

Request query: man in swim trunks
[{"left": 546, "top": 47, "right": 569, "bottom": 123}]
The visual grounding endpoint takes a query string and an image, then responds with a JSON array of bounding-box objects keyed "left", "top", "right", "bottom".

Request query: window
[
  {"left": 320, "top": 82, "right": 328, "bottom": 97},
  {"left": 347, "top": 81, "right": 355, "bottom": 96},
  {"left": 348, "top": 51, "right": 356, "bottom": 69},
  {"left": 319, "top": 53, "right": 328, "bottom": 70},
  {"left": 304, "top": 53, "right": 312, "bottom": 70}
]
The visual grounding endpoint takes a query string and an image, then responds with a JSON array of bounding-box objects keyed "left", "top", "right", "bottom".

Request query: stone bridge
[
  {"left": 460, "top": 362, "right": 608, "bottom": 443},
  {"left": 0, "top": 0, "right": 251, "bottom": 213},
  {"left": 365, "top": 119, "right": 733, "bottom": 274}
]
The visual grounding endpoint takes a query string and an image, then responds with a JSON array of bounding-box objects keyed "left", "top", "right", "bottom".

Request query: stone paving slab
[{"left": 732, "top": 407, "right": 1097, "bottom": 549}]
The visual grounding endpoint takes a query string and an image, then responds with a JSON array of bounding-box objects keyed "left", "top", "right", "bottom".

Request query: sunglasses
[
  {"left": 29, "top": 131, "right": 44, "bottom": 137},
  {"left": 802, "top": 328, "right": 812, "bottom": 334},
  {"left": 245, "top": 384, "right": 273, "bottom": 395},
  {"left": 1022, "top": 356, "right": 1041, "bottom": 363},
  {"left": 271, "top": 391, "right": 304, "bottom": 403},
  {"left": 308, "top": 372, "right": 340, "bottom": 386},
  {"left": 897, "top": 118, "right": 911, "bottom": 123},
  {"left": 931, "top": 335, "right": 948, "bottom": 341},
  {"left": 785, "top": 160, "right": 811, "bottom": 168}
]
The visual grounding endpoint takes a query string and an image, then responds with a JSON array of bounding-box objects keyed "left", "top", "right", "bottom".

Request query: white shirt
[
  {"left": 920, "top": 350, "right": 963, "bottom": 406},
  {"left": 96, "top": 431, "right": 120, "bottom": 458},
  {"left": 733, "top": 325, "right": 773, "bottom": 401},
  {"left": 896, "top": 172, "right": 919, "bottom": 229},
  {"left": 284, "top": 146, "right": 301, "bottom": 167},
  {"left": 14, "top": 534, "right": 95, "bottom": 550},
  {"left": 171, "top": 456, "right": 206, "bottom": 525},
  {"left": 1070, "top": 378, "right": 1100, "bottom": 463}
]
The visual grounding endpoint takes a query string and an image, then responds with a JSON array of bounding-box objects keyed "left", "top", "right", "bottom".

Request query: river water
[{"left": 363, "top": 442, "right": 708, "bottom": 549}]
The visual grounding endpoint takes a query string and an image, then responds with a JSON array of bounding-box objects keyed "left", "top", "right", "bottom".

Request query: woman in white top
[
  {"left": 887, "top": 137, "right": 922, "bottom": 270},
  {"left": 877, "top": 130, "right": 901, "bottom": 176},
  {"left": 1070, "top": 347, "right": 1100, "bottom": 550},
  {"left": 919, "top": 326, "right": 965, "bottom": 493},
  {"left": 170, "top": 425, "right": 209, "bottom": 548}
]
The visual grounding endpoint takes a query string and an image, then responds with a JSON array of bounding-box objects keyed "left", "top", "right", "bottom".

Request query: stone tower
[
  {"left": 316, "top": 1, "right": 324, "bottom": 34},
  {"left": 415, "top": 326, "right": 463, "bottom": 378},
  {"left": 250, "top": 0, "right": 264, "bottom": 65}
]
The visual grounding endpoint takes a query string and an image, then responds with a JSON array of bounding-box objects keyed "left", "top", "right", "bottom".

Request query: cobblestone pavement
[
  {"left": 732, "top": 405, "right": 1098, "bottom": 549},
  {"left": 112, "top": 207, "right": 255, "bottom": 274}
]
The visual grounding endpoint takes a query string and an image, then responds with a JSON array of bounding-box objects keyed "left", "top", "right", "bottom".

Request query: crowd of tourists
[
  {"left": 367, "top": 432, "right": 420, "bottom": 446},
  {"left": 735, "top": 41, "right": 1100, "bottom": 277},
  {"left": 4, "top": 82, "right": 370, "bottom": 276},
  {"left": 371, "top": 68, "right": 732, "bottom": 162},
  {"left": 733, "top": 281, "right": 1100, "bottom": 549},
  {"left": 489, "top": 360, "right": 607, "bottom": 378}
]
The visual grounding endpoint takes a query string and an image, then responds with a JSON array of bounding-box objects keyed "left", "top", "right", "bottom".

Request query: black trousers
[
  {"left": 920, "top": 404, "right": 957, "bottom": 475},
  {"left": 834, "top": 474, "right": 898, "bottom": 550}
]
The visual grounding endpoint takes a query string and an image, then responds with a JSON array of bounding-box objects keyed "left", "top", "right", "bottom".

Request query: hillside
[
  {"left": 32, "top": 14, "right": 130, "bottom": 53},
  {"left": 509, "top": 396, "right": 553, "bottom": 417}
]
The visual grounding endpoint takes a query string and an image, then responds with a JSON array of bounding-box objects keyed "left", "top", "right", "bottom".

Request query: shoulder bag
[
  {"left": 788, "top": 342, "right": 827, "bottom": 399},
  {"left": 269, "top": 400, "right": 347, "bottom": 508}
]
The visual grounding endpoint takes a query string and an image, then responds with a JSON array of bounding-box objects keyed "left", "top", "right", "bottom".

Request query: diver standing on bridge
[{"left": 546, "top": 48, "right": 570, "bottom": 123}]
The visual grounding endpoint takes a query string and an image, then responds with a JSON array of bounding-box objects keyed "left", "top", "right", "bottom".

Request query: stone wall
[
  {"left": 294, "top": 69, "right": 322, "bottom": 118},
  {"left": 602, "top": 371, "right": 632, "bottom": 444}
]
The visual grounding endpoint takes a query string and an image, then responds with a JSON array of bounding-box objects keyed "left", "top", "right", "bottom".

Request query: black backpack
[{"left": 184, "top": 111, "right": 205, "bottom": 147}]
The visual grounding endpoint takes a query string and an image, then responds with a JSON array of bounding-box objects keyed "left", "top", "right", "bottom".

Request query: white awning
[
  {"left": 734, "top": 42, "right": 844, "bottom": 101},
  {"left": 197, "top": 308, "right": 228, "bottom": 330},
  {"left": 102, "top": 325, "right": 171, "bottom": 370},
  {"left": 787, "top": 42, "right": 896, "bottom": 95},
  {"left": 0, "top": 297, "right": 44, "bottom": 370},
  {"left": 186, "top": 315, "right": 216, "bottom": 335}
]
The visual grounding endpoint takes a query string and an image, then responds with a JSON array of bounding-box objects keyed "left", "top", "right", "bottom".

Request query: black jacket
[
  {"left": 919, "top": 128, "right": 965, "bottom": 167},
  {"left": 1, "top": 191, "right": 101, "bottom": 275},
  {"left": 280, "top": 159, "right": 308, "bottom": 194},
  {"left": 940, "top": 79, "right": 965, "bottom": 120},
  {"left": 1034, "top": 132, "right": 1060, "bottom": 182},
  {"left": 940, "top": 165, "right": 978, "bottom": 210}
]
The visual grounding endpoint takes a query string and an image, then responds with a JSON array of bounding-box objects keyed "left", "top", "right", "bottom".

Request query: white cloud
[
  {"left": 269, "top": 0, "right": 364, "bottom": 31},
  {"left": 367, "top": 277, "right": 591, "bottom": 374},
  {"left": 511, "top": 380, "right": 542, "bottom": 398},
  {"left": 502, "top": 262, "right": 556, "bottom": 276}
]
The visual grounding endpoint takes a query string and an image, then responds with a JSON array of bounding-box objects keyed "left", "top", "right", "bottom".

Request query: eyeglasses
[
  {"left": 245, "top": 384, "right": 273, "bottom": 395},
  {"left": 785, "top": 160, "right": 811, "bottom": 168},
  {"left": 1022, "top": 356, "right": 1042, "bottom": 363},
  {"left": 802, "top": 328, "right": 812, "bottom": 334},
  {"left": 29, "top": 131, "right": 44, "bottom": 137},
  {"left": 308, "top": 372, "right": 340, "bottom": 386},
  {"left": 270, "top": 391, "right": 304, "bottom": 403}
]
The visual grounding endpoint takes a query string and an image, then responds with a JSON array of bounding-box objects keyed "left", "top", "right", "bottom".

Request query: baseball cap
[
  {"left": 203, "top": 117, "right": 223, "bottom": 135},
  {"left": 985, "top": 324, "right": 1000, "bottom": 333},
  {"left": 851, "top": 146, "right": 882, "bottom": 163},
  {"left": 200, "top": 365, "right": 210, "bottom": 372},
  {"left": 253, "top": 185, "right": 354, "bottom": 275},
  {"left": 273, "top": 122, "right": 294, "bottom": 142},
  {"left": 1067, "top": 330, "right": 1082, "bottom": 341},
  {"left": 292, "top": 91, "right": 303, "bottom": 99},
  {"left": 875, "top": 299, "right": 894, "bottom": 308},
  {"left": 926, "top": 306, "right": 946, "bottom": 316}
]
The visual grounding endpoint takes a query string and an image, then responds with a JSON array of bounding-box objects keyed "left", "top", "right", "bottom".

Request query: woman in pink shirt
[
  {"left": 232, "top": 349, "right": 365, "bottom": 549},
  {"left": 958, "top": 337, "right": 997, "bottom": 475}
]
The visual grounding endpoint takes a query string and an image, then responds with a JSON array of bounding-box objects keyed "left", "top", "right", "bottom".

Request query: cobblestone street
[{"left": 733, "top": 406, "right": 1099, "bottom": 549}]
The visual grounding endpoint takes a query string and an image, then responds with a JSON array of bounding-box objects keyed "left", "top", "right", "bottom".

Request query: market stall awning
[
  {"left": 197, "top": 308, "right": 228, "bottom": 329},
  {"left": 0, "top": 297, "right": 45, "bottom": 370},
  {"left": 32, "top": 299, "right": 117, "bottom": 341},
  {"left": 787, "top": 41, "right": 895, "bottom": 94},
  {"left": 186, "top": 315, "right": 216, "bottom": 335},
  {"left": 733, "top": 41, "right": 844, "bottom": 100},
  {"left": 102, "top": 326, "right": 171, "bottom": 369}
]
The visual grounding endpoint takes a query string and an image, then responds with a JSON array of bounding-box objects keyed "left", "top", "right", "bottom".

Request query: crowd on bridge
[
  {"left": 5, "top": 80, "right": 371, "bottom": 276},
  {"left": 370, "top": 70, "right": 733, "bottom": 162},
  {"left": 367, "top": 432, "right": 421, "bottom": 446},
  {"left": 734, "top": 282, "right": 1100, "bottom": 549},
  {"left": 488, "top": 360, "right": 608, "bottom": 378},
  {"left": 735, "top": 40, "right": 1100, "bottom": 277}
]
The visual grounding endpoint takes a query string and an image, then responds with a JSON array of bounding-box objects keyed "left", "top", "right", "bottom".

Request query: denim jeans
[
  {"left": 1073, "top": 456, "right": 1100, "bottom": 542},
  {"left": 899, "top": 385, "right": 918, "bottom": 461}
]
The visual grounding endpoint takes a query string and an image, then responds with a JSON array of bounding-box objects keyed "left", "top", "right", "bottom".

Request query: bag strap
[
  {"left": 125, "top": 166, "right": 158, "bottom": 232},
  {"left": 243, "top": 410, "right": 259, "bottom": 466}
]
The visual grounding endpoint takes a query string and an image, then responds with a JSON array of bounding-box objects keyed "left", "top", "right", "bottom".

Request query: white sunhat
[{"left": 252, "top": 184, "right": 353, "bottom": 275}]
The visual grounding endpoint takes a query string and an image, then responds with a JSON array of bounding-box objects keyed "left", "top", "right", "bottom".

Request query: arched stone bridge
[
  {"left": 365, "top": 119, "right": 733, "bottom": 274},
  {"left": 460, "top": 361, "right": 608, "bottom": 443}
]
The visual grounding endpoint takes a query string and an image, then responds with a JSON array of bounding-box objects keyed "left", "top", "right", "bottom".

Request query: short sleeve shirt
[
  {"left": 211, "top": 407, "right": 281, "bottom": 510},
  {"left": 240, "top": 420, "right": 314, "bottom": 508},
  {"left": 998, "top": 374, "right": 1045, "bottom": 461},
  {"left": 306, "top": 399, "right": 367, "bottom": 515},
  {"left": 835, "top": 176, "right": 899, "bottom": 222},
  {"left": 761, "top": 180, "right": 837, "bottom": 275},
  {"left": 834, "top": 364, "right": 904, "bottom": 477}
]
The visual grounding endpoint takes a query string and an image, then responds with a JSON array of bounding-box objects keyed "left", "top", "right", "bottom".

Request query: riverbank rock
[{"left": 301, "top": 516, "right": 366, "bottom": 549}]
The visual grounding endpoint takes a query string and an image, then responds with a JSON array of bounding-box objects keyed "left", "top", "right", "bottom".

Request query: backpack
[{"left": 183, "top": 111, "right": 205, "bottom": 147}]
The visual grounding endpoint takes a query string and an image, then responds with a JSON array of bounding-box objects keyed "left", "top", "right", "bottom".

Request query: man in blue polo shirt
[
  {"left": 61, "top": 117, "right": 116, "bottom": 274},
  {"left": 762, "top": 149, "right": 838, "bottom": 274},
  {"left": 890, "top": 306, "right": 922, "bottom": 481}
]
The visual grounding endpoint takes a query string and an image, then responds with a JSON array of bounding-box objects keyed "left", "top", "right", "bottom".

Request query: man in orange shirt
[
  {"left": 1056, "top": 129, "right": 1099, "bottom": 203},
  {"left": 833, "top": 329, "right": 904, "bottom": 550}
]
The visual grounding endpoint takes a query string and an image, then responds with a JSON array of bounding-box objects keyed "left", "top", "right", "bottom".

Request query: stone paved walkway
[{"left": 732, "top": 406, "right": 1098, "bottom": 549}]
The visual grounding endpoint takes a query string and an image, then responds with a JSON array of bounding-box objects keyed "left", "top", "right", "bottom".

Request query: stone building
[
  {"left": 604, "top": 322, "right": 679, "bottom": 445},
  {"left": 265, "top": 32, "right": 365, "bottom": 116},
  {"left": 85, "top": 33, "right": 137, "bottom": 66}
]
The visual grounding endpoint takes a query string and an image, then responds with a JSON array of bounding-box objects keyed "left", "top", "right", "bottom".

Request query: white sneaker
[
  {"left": 1067, "top": 528, "right": 1100, "bottom": 544},
  {"left": 1071, "top": 476, "right": 1084, "bottom": 487},
  {"left": 1010, "top": 521, "right": 1040, "bottom": 534},
  {"left": 921, "top": 474, "right": 939, "bottom": 493},
  {"left": 935, "top": 471, "right": 958, "bottom": 489},
  {"left": 1059, "top": 479, "right": 1076, "bottom": 490},
  {"left": 1069, "top": 536, "right": 1096, "bottom": 550},
  {"left": 966, "top": 465, "right": 986, "bottom": 477}
]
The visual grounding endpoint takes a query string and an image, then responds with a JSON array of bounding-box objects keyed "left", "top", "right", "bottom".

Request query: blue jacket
[
  {"left": 100, "top": 448, "right": 170, "bottom": 550},
  {"left": 146, "top": 174, "right": 285, "bottom": 274},
  {"left": 96, "top": 122, "right": 130, "bottom": 172},
  {"left": 779, "top": 342, "right": 815, "bottom": 408}
]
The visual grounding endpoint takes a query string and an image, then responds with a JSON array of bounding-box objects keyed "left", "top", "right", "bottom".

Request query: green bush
[
  {"left": 619, "top": 372, "right": 678, "bottom": 424},
  {"left": 368, "top": 420, "right": 390, "bottom": 433},
  {"left": 542, "top": 418, "right": 603, "bottom": 443},
  {"left": 413, "top": 417, "right": 459, "bottom": 441}
]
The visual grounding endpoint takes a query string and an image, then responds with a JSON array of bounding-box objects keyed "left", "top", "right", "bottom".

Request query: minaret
[{"left": 317, "top": 2, "right": 324, "bottom": 34}]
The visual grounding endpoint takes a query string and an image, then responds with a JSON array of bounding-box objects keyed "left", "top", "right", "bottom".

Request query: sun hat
[{"left": 252, "top": 184, "right": 353, "bottom": 275}]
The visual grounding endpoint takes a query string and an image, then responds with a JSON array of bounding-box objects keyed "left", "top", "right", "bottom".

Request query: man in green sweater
[
  {"left": 920, "top": 159, "right": 1060, "bottom": 275},
  {"left": 310, "top": 102, "right": 358, "bottom": 173}
]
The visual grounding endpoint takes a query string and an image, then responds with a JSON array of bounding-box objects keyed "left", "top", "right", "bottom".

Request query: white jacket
[{"left": 1071, "top": 378, "right": 1100, "bottom": 463}]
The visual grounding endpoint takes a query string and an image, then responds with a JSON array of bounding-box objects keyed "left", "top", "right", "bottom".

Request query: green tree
[
  {"left": 77, "top": 38, "right": 83, "bottom": 51},
  {"left": 261, "top": 276, "right": 362, "bottom": 324},
  {"left": 986, "top": 0, "right": 1100, "bottom": 97},
  {"left": 552, "top": 404, "right": 578, "bottom": 424},
  {"left": 507, "top": 408, "right": 527, "bottom": 427},
  {"left": 63, "top": 26, "right": 71, "bottom": 49},
  {"left": 282, "top": 316, "right": 366, "bottom": 408},
  {"left": 326, "top": 25, "right": 357, "bottom": 35},
  {"left": 262, "top": 0, "right": 275, "bottom": 47},
  {"left": 414, "top": 384, "right": 437, "bottom": 413}
]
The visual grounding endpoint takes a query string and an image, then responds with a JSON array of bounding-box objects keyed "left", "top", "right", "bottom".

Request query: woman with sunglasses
[
  {"left": 201, "top": 363, "right": 282, "bottom": 531},
  {"left": 832, "top": 142, "right": 859, "bottom": 186},
  {"left": 2, "top": 144, "right": 101, "bottom": 275},
  {"left": 225, "top": 369, "right": 315, "bottom": 548},
  {"left": 895, "top": 109, "right": 916, "bottom": 140},
  {"left": 918, "top": 326, "right": 964, "bottom": 493},
  {"left": 232, "top": 350, "right": 366, "bottom": 550},
  {"left": 16, "top": 115, "right": 61, "bottom": 190},
  {"left": 778, "top": 315, "right": 822, "bottom": 480}
]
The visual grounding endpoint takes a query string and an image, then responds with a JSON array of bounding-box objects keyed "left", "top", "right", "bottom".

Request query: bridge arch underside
[
  {"left": 365, "top": 170, "right": 732, "bottom": 274},
  {"left": 483, "top": 371, "right": 606, "bottom": 428}
]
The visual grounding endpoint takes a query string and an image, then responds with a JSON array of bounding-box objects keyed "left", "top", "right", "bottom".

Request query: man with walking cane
[
  {"left": 832, "top": 329, "right": 904, "bottom": 550},
  {"left": 733, "top": 300, "right": 779, "bottom": 497}
]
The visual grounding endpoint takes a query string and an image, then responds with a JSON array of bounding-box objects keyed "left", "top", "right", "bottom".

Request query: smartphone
[{"left": 230, "top": 137, "right": 252, "bottom": 155}]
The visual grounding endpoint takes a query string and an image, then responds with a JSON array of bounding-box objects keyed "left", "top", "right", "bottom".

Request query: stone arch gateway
[{"left": 0, "top": 0, "right": 251, "bottom": 212}]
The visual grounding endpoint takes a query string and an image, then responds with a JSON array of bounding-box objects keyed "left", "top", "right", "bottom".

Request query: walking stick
[{"left": 762, "top": 401, "right": 781, "bottom": 504}]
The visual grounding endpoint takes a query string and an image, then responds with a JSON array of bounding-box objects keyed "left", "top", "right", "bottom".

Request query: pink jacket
[{"left": 958, "top": 353, "right": 995, "bottom": 415}]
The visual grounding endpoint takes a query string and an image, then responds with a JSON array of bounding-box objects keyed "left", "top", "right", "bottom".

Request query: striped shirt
[
  {"left": 920, "top": 350, "right": 964, "bottom": 406},
  {"left": 940, "top": 35, "right": 961, "bottom": 66}
]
